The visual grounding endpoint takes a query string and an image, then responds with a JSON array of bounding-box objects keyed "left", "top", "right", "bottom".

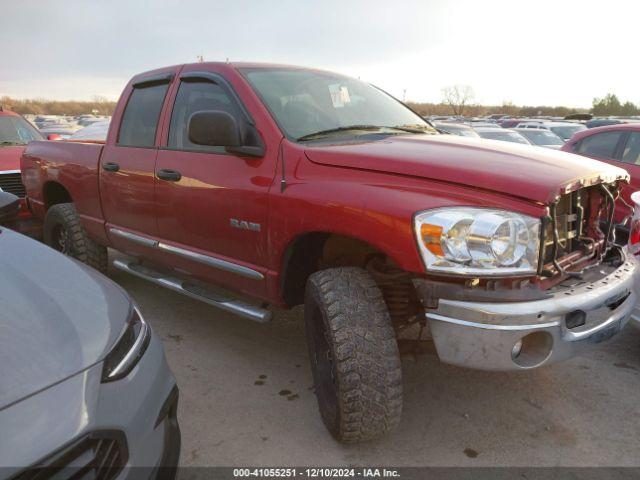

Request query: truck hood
[
  {"left": 0, "top": 228, "right": 131, "bottom": 410},
  {"left": 0, "top": 146, "right": 24, "bottom": 171},
  {"left": 304, "top": 134, "right": 629, "bottom": 204}
]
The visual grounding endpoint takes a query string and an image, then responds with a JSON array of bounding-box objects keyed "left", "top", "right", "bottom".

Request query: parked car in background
[
  {"left": 77, "top": 116, "right": 108, "bottom": 127},
  {"left": 474, "top": 127, "right": 531, "bottom": 144},
  {"left": 562, "top": 123, "right": 640, "bottom": 222},
  {"left": 545, "top": 122, "right": 586, "bottom": 141},
  {"left": 515, "top": 128, "right": 565, "bottom": 149},
  {"left": 21, "top": 61, "right": 638, "bottom": 443},
  {"left": 433, "top": 122, "right": 480, "bottom": 137},
  {"left": 0, "top": 192, "right": 180, "bottom": 478},
  {"left": 468, "top": 121, "right": 497, "bottom": 128},
  {"left": 33, "top": 115, "right": 60, "bottom": 129},
  {"left": 514, "top": 121, "right": 546, "bottom": 129},
  {"left": 0, "top": 107, "right": 43, "bottom": 235},
  {"left": 38, "top": 123, "right": 79, "bottom": 140},
  {"left": 499, "top": 118, "right": 528, "bottom": 128},
  {"left": 508, "top": 121, "right": 587, "bottom": 143},
  {"left": 69, "top": 119, "right": 111, "bottom": 142},
  {"left": 587, "top": 118, "right": 624, "bottom": 129}
]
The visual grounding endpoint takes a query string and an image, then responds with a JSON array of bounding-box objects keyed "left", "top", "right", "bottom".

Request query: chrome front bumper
[{"left": 427, "top": 254, "right": 640, "bottom": 371}]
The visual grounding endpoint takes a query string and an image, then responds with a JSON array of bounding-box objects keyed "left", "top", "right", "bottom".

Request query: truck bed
[{"left": 21, "top": 140, "right": 106, "bottom": 238}]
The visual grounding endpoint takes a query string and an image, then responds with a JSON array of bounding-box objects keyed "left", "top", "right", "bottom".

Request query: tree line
[
  {"left": 0, "top": 96, "right": 116, "bottom": 116},
  {"left": 2, "top": 89, "right": 638, "bottom": 118},
  {"left": 409, "top": 85, "right": 640, "bottom": 118}
]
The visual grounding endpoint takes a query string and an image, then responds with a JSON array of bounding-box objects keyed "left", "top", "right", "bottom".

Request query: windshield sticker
[{"left": 329, "top": 84, "right": 351, "bottom": 108}]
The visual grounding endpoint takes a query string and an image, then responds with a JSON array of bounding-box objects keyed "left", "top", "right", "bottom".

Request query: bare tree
[{"left": 441, "top": 85, "right": 475, "bottom": 116}]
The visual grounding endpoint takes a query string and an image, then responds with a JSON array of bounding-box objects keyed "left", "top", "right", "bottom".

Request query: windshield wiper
[
  {"left": 296, "top": 124, "right": 435, "bottom": 142},
  {"left": 297, "top": 125, "right": 386, "bottom": 141}
]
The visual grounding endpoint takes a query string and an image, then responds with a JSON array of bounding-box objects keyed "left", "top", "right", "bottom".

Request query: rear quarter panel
[{"left": 21, "top": 141, "right": 107, "bottom": 242}]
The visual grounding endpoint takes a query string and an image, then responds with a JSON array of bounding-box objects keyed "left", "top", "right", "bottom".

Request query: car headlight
[
  {"left": 414, "top": 207, "right": 541, "bottom": 276},
  {"left": 101, "top": 306, "right": 150, "bottom": 382}
]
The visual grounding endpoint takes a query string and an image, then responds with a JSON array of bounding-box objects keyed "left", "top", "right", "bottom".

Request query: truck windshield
[
  {"left": 242, "top": 68, "right": 435, "bottom": 141},
  {"left": 0, "top": 116, "right": 44, "bottom": 145}
]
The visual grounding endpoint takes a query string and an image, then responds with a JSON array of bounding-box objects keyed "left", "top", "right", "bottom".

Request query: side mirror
[
  {"left": 188, "top": 110, "right": 242, "bottom": 147},
  {"left": 0, "top": 191, "right": 20, "bottom": 223},
  {"left": 47, "top": 134, "right": 62, "bottom": 141}
]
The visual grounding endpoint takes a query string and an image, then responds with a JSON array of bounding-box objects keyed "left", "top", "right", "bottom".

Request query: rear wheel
[
  {"left": 43, "top": 203, "right": 108, "bottom": 273},
  {"left": 304, "top": 267, "right": 403, "bottom": 443}
]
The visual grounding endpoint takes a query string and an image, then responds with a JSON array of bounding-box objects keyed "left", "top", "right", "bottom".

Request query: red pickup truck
[{"left": 21, "top": 62, "right": 639, "bottom": 443}]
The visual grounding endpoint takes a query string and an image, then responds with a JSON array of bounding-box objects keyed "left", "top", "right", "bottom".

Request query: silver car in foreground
[{"left": 0, "top": 193, "right": 180, "bottom": 479}]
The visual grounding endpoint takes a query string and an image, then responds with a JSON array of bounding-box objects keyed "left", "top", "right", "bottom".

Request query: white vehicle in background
[
  {"left": 68, "top": 119, "right": 110, "bottom": 142},
  {"left": 474, "top": 127, "right": 532, "bottom": 145},
  {"left": 514, "top": 121, "right": 587, "bottom": 142},
  {"left": 514, "top": 121, "right": 546, "bottom": 129},
  {"left": 515, "top": 128, "right": 565, "bottom": 149},
  {"left": 433, "top": 122, "right": 480, "bottom": 138}
]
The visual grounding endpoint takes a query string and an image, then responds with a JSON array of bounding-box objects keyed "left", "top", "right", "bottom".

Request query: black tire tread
[
  {"left": 43, "top": 203, "right": 107, "bottom": 273},
  {"left": 305, "top": 267, "right": 402, "bottom": 443}
]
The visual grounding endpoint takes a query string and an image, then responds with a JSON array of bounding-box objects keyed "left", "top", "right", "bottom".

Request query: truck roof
[{"left": 129, "top": 61, "right": 346, "bottom": 84}]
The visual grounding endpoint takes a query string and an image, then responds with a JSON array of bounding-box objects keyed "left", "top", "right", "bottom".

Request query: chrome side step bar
[
  {"left": 109, "top": 228, "right": 264, "bottom": 281},
  {"left": 112, "top": 259, "right": 271, "bottom": 323}
]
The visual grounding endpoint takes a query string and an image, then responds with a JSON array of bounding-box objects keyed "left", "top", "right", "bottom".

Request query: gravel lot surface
[{"left": 108, "top": 265, "right": 640, "bottom": 468}]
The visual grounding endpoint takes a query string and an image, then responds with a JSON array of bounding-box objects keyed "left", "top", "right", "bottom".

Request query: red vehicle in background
[
  {"left": 562, "top": 123, "right": 640, "bottom": 226},
  {"left": 0, "top": 107, "right": 44, "bottom": 235}
]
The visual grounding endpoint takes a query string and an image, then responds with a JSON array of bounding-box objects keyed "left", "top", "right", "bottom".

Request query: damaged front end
[
  {"left": 536, "top": 180, "right": 631, "bottom": 288},
  {"left": 408, "top": 176, "right": 640, "bottom": 371}
]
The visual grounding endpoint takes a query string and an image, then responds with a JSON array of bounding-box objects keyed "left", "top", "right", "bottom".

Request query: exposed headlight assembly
[
  {"left": 101, "top": 306, "right": 150, "bottom": 382},
  {"left": 414, "top": 208, "right": 541, "bottom": 276}
]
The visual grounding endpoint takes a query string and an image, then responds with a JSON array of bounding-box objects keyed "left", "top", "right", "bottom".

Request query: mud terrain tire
[
  {"left": 43, "top": 203, "right": 108, "bottom": 273},
  {"left": 304, "top": 267, "right": 402, "bottom": 443}
]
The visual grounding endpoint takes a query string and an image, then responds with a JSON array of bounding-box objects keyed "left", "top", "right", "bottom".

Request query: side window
[
  {"left": 117, "top": 83, "right": 170, "bottom": 147},
  {"left": 168, "top": 80, "right": 243, "bottom": 153},
  {"left": 621, "top": 132, "right": 640, "bottom": 165},
  {"left": 577, "top": 131, "right": 623, "bottom": 159}
]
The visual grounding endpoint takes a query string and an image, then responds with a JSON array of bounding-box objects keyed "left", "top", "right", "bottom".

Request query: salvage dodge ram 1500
[{"left": 21, "top": 62, "right": 640, "bottom": 443}]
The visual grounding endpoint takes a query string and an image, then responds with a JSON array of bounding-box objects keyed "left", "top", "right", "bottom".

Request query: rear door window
[
  {"left": 576, "top": 131, "right": 624, "bottom": 159},
  {"left": 117, "top": 83, "right": 170, "bottom": 147}
]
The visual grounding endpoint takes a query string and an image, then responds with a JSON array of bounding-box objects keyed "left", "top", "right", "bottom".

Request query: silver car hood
[{"left": 0, "top": 228, "right": 131, "bottom": 410}]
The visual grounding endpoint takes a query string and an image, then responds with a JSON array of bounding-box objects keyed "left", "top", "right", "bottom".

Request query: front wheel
[
  {"left": 304, "top": 267, "right": 403, "bottom": 443},
  {"left": 43, "top": 203, "right": 108, "bottom": 273}
]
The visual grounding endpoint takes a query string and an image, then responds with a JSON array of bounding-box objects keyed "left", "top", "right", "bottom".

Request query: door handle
[
  {"left": 157, "top": 169, "right": 182, "bottom": 182},
  {"left": 102, "top": 162, "right": 120, "bottom": 172}
]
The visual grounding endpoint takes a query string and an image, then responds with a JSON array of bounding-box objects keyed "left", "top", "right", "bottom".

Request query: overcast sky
[{"left": 1, "top": 0, "right": 637, "bottom": 108}]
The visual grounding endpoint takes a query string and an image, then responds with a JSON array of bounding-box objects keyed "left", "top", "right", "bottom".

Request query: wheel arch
[
  {"left": 42, "top": 181, "right": 72, "bottom": 210},
  {"left": 280, "top": 230, "right": 402, "bottom": 307}
]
